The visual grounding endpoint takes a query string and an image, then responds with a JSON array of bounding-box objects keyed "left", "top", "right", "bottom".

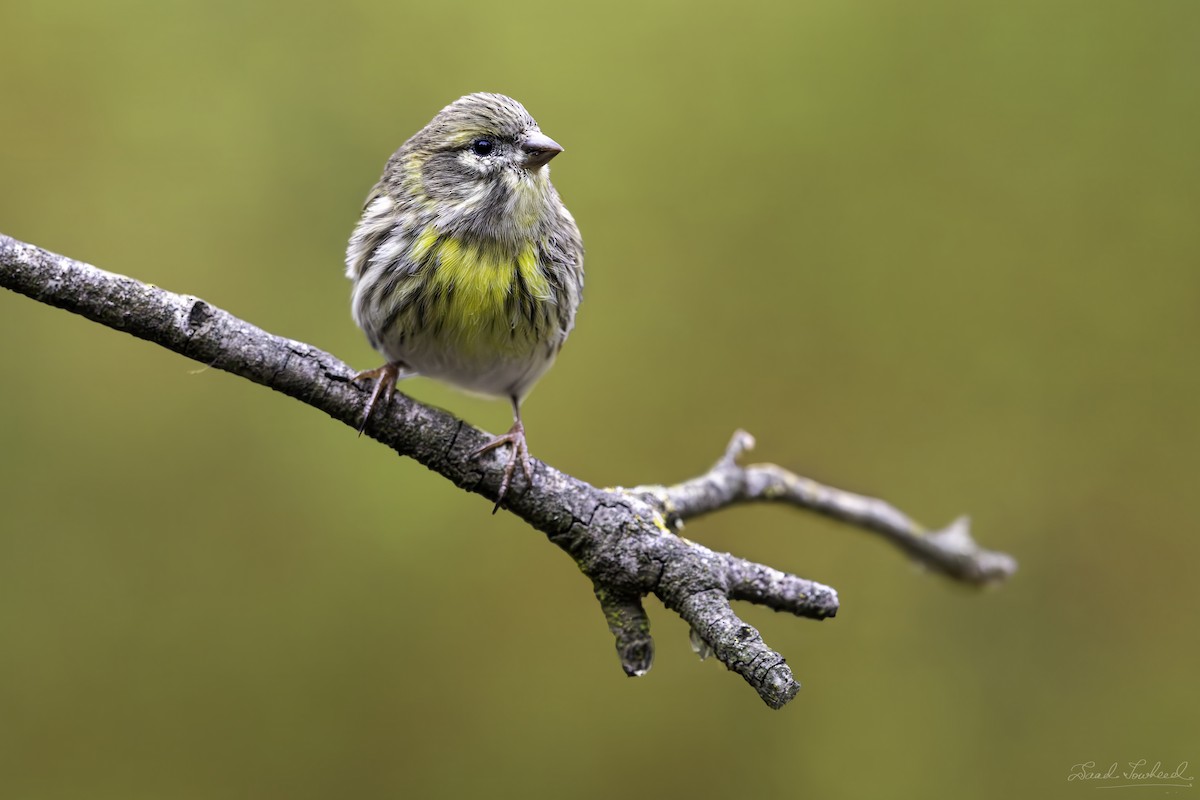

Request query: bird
[{"left": 345, "top": 93, "right": 584, "bottom": 510}]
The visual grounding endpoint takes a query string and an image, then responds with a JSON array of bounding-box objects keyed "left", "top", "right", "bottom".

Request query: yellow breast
[{"left": 414, "top": 226, "right": 550, "bottom": 354}]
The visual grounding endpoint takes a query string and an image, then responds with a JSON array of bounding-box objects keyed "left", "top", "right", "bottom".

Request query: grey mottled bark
[{"left": 1, "top": 232, "right": 1016, "bottom": 709}]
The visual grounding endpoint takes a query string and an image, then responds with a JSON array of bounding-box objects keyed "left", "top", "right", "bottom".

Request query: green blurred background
[{"left": 2, "top": 0, "right": 1198, "bottom": 797}]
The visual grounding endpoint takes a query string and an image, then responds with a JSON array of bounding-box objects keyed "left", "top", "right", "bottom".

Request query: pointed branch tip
[{"left": 719, "top": 429, "right": 756, "bottom": 467}]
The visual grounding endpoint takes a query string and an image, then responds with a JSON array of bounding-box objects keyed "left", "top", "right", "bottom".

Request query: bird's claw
[
  {"left": 352, "top": 363, "right": 401, "bottom": 435},
  {"left": 471, "top": 420, "right": 533, "bottom": 513}
]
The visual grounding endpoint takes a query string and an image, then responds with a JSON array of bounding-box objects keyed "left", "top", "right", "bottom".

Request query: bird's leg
[
  {"left": 351, "top": 362, "right": 404, "bottom": 435},
  {"left": 471, "top": 397, "right": 533, "bottom": 513}
]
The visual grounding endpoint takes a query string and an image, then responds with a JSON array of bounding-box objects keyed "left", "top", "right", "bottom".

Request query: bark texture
[{"left": 1, "top": 232, "right": 1017, "bottom": 708}]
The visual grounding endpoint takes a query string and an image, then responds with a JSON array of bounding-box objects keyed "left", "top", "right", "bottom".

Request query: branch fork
[{"left": 1, "top": 232, "right": 1017, "bottom": 709}]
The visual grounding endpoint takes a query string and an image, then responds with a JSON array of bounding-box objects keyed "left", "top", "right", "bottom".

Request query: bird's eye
[{"left": 471, "top": 138, "right": 494, "bottom": 156}]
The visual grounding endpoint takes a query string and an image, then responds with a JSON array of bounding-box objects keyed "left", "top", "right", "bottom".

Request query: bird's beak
[{"left": 521, "top": 131, "right": 563, "bottom": 169}]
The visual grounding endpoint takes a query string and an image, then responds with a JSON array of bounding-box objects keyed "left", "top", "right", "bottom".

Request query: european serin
[{"left": 345, "top": 93, "right": 584, "bottom": 508}]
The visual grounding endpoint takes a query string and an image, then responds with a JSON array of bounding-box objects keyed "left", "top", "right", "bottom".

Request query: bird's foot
[
  {"left": 351, "top": 363, "right": 401, "bottom": 435},
  {"left": 471, "top": 419, "right": 533, "bottom": 513}
]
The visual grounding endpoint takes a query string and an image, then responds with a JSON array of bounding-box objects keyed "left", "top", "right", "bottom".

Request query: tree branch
[
  {"left": 1, "top": 232, "right": 1016, "bottom": 709},
  {"left": 631, "top": 431, "right": 1016, "bottom": 585}
]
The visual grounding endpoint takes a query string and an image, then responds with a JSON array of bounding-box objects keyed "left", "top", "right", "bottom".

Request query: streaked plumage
[{"left": 345, "top": 93, "right": 584, "bottom": 508}]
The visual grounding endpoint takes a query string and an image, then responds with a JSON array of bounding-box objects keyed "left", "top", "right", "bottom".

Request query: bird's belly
[
  {"left": 361, "top": 233, "right": 562, "bottom": 399},
  {"left": 401, "top": 330, "right": 557, "bottom": 400},
  {"left": 378, "top": 277, "right": 559, "bottom": 399}
]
